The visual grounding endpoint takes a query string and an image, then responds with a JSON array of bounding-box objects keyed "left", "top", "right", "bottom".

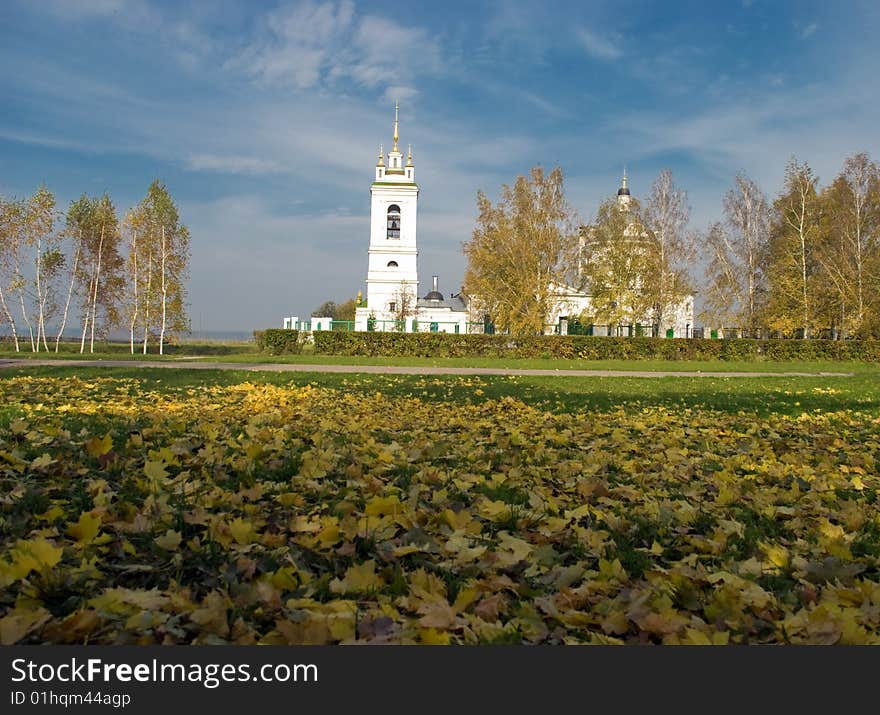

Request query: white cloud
[
  {"left": 227, "top": 0, "right": 440, "bottom": 93},
  {"left": 576, "top": 27, "right": 623, "bottom": 61},
  {"left": 382, "top": 85, "right": 420, "bottom": 106},
  {"left": 186, "top": 154, "right": 285, "bottom": 175},
  {"left": 20, "top": 0, "right": 214, "bottom": 67},
  {"left": 800, "top": 22, "right": 819, "bottom": 40}
]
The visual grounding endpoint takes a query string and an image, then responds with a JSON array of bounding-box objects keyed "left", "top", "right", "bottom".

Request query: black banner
[{"left": 1, "top": 645, "right": 873, "bottom": 713}]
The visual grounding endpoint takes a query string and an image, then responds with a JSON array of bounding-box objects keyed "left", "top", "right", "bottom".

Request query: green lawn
[
  {"left": 2, "top": 364, "right": 877, "bottom": 417},
  {"left": 1, "top": 346, "right": 875, "bottom": 375}
]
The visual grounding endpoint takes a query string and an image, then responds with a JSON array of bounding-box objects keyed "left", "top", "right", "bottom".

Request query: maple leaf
[
  {"left": 143, "top": 460, "right": 169, "bottom": 482},
  {"left": 66, "top": 512, "right": 102, "bottom": 545},
  {"left": 228, "top": 517, "right": 256, "bottom": 545},
  {"left": 155, "top": 530, "right": 182, "bottom": 551},
  {"left": 85, "top": 434, "right": 113, "bottom": 458},
  {"left": 330, "top": 561, "right": 385, "bottom": 595},
  {"left": 0, "top": 606, "right": 51, "bottom": 645}
]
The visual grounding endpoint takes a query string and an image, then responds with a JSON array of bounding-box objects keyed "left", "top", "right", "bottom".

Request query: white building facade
[
  {"left": 290, "top": 106, "right": 694, "bottom": 338},
  {"left": 354, "top": 104, "right": 470, "bottom": 333}
]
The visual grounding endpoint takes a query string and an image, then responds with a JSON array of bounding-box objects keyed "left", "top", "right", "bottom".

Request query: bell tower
[{"left": 363, "top": 101, "right": 419, "bottom": 321}]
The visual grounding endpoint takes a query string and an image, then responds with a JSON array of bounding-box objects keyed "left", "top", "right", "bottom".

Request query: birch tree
[
  {"left": 53, "top": 226, "right": 80, "bottom": 352},
  {"left": 24, "top": 187, "right": 61, "bottom": 352},
  {"left": 701, "top": 222, "right": 740, "bottom": 333},
  {"left": 127, "top": 181, "right": 190, "bottom": 353},
  {"left": 463, "top": 166, "right": 580, "bottom": 336},
  {"left": 817, "top": 153, "right": 880, "bottom": 338},
  {"left": 121, "top": 208, "right": 143, "bottom": 354},
  {"left": 0, "top": 197, "right": 22, "bottom": 351},
  {"left": 642, "top": 169, "right": 694, "bottom": 333},
  {"left": 766, "top": 158, "right": 821, "bottom": 337},
  {"left": 68, "top": 194, "right": 124, "bottom": 352},
  {"left": 703, "top": 173, "right": 770, "bottom": 336}
]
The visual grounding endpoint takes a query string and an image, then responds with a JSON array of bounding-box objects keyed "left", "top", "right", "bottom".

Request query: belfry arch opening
[{"left": 387, "top": 204, "right": 401, "bottom": 238}]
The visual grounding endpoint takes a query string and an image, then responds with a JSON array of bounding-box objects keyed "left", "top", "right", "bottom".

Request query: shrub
[
  {"left": 311, "top": 332, "right": 880, "bottom": 362},
  {"left": 254, "top": 329, "right": 302, "bottom": 355}
]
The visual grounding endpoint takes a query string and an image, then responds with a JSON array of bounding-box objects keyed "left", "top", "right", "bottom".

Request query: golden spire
[
  {"left": 377, "top": 143, "right": 384, "bottom": 167},
  {"left": 392, "top": 101, "right": 399, "bottom": 152},
  {"left": 622, "top": 166, "right": 627, "bottom": 190},
  {"left": 406, "top": 143, "right": 413, "bottom": 167}
]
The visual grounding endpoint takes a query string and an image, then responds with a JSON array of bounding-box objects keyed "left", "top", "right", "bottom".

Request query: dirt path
[{"left": 0, "top": 358, "right": 855, "bottom": 378}]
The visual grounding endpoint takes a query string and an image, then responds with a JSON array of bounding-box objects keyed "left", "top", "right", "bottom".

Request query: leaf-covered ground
[{"left": 1, "top": 375, "right": 879, "bottom": 644}]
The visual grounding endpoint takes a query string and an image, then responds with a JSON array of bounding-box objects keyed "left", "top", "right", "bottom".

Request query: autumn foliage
[{"left": 1, "top": 376, "right": 879, "bottom": 645}]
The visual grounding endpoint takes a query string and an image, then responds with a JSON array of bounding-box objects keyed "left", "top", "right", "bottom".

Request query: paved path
[{"left": 0, "top": 358, "right": 855, "bottom": 378}]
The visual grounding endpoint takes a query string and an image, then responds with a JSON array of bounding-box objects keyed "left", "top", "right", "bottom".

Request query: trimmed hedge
[
  {"left": 254, "top": 329, "right": 303, "bottom": 355},
  {"left": 312, "top": 331, "right": 880, "bottom": 361}
]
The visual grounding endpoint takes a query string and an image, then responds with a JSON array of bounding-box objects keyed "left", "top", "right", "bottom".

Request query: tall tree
[
  {"left": 335, "top": 298, "right": 357, "bottom": 322},
  {"left": 703, "top": 173, "right": 770, "bottom": 336},
  {"left": 53, "top": 221, "right": 80, "bottom": 352},
  {"left": 580, "top": 196, "right": 653, "bottom": 329},
  {"left": 127, "top": 181, "right": 191, "bottom": 354},
  {"left": 311, "top": 300, "right": 339, "bottom": 319},
  {"left": 817, "top": 153, "right": 880, "bottom": 338},
  {"left": 0, "top": 197, "right": 23, "bottom": 351},
  {"left": 642, "top": 169, "right": 694, "bottom": 333},
  {"left": 463, "top": 166, "right": 579, "bottom": 335},
  {"left": 67, "top": 194, "right": 124, "bottom": 353},
  {"left": 23, "top": 186, "right": 62, "bottom": 352},
  {"left": 766, "top": 158, "right": 821, "bottom": 337},
  {"left": 701, "top": 222, "right": 739, "bottom": 333},
  {"left": 121, "top": 208, "right": 144, "bottom": 354}
]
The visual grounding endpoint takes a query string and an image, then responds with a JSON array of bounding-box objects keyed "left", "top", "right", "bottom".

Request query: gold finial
[
  {"left": 406, "top": 143, "right": 413, "bottom": 167},
  {"left": 377, "top": 143, "right": 385, "bottom": 167},
  {"left": 622, "top": 166, "right": 627, "bottom": 190},
  {"left": 392, "top": 101, "right": 399, "bottom": 152}
]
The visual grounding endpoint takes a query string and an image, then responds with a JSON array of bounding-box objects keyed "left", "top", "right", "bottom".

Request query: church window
[
  {"left": 387, "top": 260, "right": 398, "bottom": 267},
  {"left": 389, "top": 301, "right": 396, "bottom": 313},
  {"left": 387, "top": 204, "right": 401, "bottom": 238}
]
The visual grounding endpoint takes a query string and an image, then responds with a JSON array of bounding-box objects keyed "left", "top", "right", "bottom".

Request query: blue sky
[{"left": 1, "top": 0, "right": 878, "bottom": 331}]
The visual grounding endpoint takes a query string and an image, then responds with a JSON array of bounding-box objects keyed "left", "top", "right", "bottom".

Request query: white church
[
  {"left": 352, "top": 103, "right": 471, "bottom": 334},
  {"left": 289, "top": 104, "right": 694, "bottom": 337}
]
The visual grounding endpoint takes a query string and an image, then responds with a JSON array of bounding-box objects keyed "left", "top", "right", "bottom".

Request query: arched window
[
  {"left": 387, "top": 204, "right": 401, "bottom": 238},
  {"left": 387, "top": 260, "right": 398, "bottom": 268}
]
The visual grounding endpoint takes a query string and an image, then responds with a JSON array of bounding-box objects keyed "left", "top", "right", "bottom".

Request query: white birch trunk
[
  {"left": 18, "top": 289, "right": 35, "bottom": 352},
  {"left": 0, "top": 283, "right": 18, "bottom": 352},
  {"left": 142, "top": 247, "right": 152, "bottom": 354},
  {"left": 34, "top": 238, "right": 44, "bottom": 352},
  {"left": 80, "top": 292, "right": 90, "bottom": 353},
  {"left": 129, "top": 232, "right": 138, "bottom": 354},
  {"left": 89, "top": 224, "right": 105, "bottom": 353},
  {"left": 159, "top": 225, "right": 167, "bottom": 355},
  {"left": 55, "top": 241, "right": 80, "bottom": 352}
]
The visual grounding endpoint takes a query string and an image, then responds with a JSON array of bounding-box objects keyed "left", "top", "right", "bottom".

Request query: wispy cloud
[
  {"left": 227, "top": 0, "right": 441, "bottom": 93},
  {"left": 186, "top": 154, "right": 285, "bottom": 175},
  {"left": 0, "top": 127, "right": 90, "bottom": 153},
  {"left": 20, "top": 0, "right": 214, "bottom": 68},
  {"left": 575, "top": 27, "right": 622, "bottom": 61},
  {"left": 800, "top": 22, "right": 819, "bottom": 39},
  {"left": 382, "top": 85, "right": 420, "bottom": 106}
]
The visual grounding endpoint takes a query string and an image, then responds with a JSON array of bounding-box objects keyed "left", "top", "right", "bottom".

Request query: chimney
[{"left": 432, "top": 275, "right": 439, "bottom": 292}]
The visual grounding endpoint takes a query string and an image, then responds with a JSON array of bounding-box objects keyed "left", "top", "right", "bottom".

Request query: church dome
[
  {"left": 425, "top": 275, "right": 443, "bottom": 302},
  {"left": 617, "top": 169, "right": 630, "bottom": 196}
]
